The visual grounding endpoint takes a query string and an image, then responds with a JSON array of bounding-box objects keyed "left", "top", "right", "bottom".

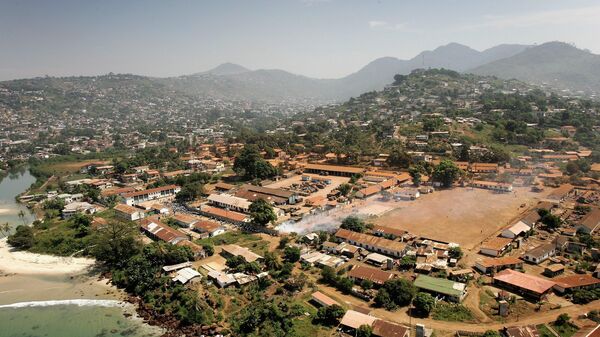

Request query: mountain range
[
  {"left": 161, "top": 41, "right": 600, "bottom": 102},
  {"left": 5, "top": 42, "right": 599, "bottom": 103}
]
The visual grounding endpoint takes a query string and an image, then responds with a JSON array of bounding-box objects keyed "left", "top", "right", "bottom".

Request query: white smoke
[{"left": 277, "top": 197, "right": 399, "bottom": 234}]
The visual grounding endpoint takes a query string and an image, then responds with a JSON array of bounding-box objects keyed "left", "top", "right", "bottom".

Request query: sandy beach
[
  {"left": 0, "top": 208, "right": 13, "bottom": 215},
  {"left": 0, "top": 238, "right": 125, "bottom": 306},
  {"left": 0, "top": 238, "right": 95, "bottom": 275}
]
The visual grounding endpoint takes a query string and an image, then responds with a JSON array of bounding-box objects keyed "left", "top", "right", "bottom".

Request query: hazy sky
[{"left": 1, "top": 0, "right": 600, "bottom": 80}]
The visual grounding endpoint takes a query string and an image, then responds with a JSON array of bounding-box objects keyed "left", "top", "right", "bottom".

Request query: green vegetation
[
  {"left": 537, "top": 324, "right": 555, "bottom": 337},
  {"left": 431, "top": 302, "right": 474, "bottom": 322},
  {"left": 374, "top": 278, "right": 416, "bottom": 310},
  {"left": 357, "top": 324, "right": 374, "bottom": 337},
  {"left": 233, "top": 145, "right": 278, "bottom": 180},
  {"left": 340, "top": 216, "right": 372, "bottom": 233},
  {"left": 314, "top": 304, "right": 345, "bottom": 326},
  {"left": 249, "top": 198, "right": 277, "bottom": 226},
  {"left": 432, "top": 160, "right": 462, "bottom": 187},
  {"left": 413, "top": 292, "right": 436, "bottom": 316},
  {"left": 552, "top": 313, "right": 582, "bottom": 337}
]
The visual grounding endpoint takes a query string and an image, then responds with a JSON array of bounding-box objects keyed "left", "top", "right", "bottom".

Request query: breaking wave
[{"left": 0, "top": 299, "right": 125, "bottom": 309}]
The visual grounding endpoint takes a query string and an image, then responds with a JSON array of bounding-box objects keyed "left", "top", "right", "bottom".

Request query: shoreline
[
  {"left": 0, "top": 238, "right": 164, "bottom": 336},
  {"left": 0, "top": 238, "right": 94, "bottom": 275}
]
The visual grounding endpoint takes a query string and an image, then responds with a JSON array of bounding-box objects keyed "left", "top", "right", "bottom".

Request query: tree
[
  {"left": 375, "top": 278, "right": 416, "bottom": 310},
  {"left": 356, "top": 324, "right": 373, "bottom": 337},
  {"left": 375, "top": 288, "right": 394, "bottom": 310},
  {"left": 17, "top": 210, "right": 26, "bottom": 225},
  {"left": 340, "top": 216, "right": 370, "bottom": 233},
  {"left": 338, "top": 183, "right": 352, "bottom": 196},
  {"left": 202, "top": 243, "right": 214, "bottom": 256},
  {"left": 91, "top": 221, "right": 141, "bottom": 269},
  {"left": 320, "top": 266, "right": 338, "bottom": 285},
  {"left": 249, "top": 199, "right": 277, "bottom": 226},
  {"left": 433, "top": 160, "right": 461, "bottom": 187},
  {"left": 283, "top": 246, "right": 301, "bottom": 263},
  {"left": 337, "top": 277, "right": 354, "bottom": 294},
  {"left": 0, "top": 222, "right": 11, "bottom": 237},
  {"left": 409, "top": 166, "right": 423, "bottom": 186},
  {"left": 175, "top": 182, "right": 204, "bottom": 203},
  {"left": 399, "top": 255, "right": 416, "bottom": 269},
  {"left": 7, "top": 225, "right": 34, "bottom": 249},
  {"left": 423, "top": 117, "right": 443, "bottom": 132},
  {"left": 315, "top": 304, "right": 346, "bottom": 326},
  {"left": 233, "top": 145, "right": 278, "bottom": 180},
  {"left": 555, "top": 313, "right": 571, "bottom": 326},
  {"left": 483, "top": 330, "right": 501, "bottom": 337},
  {"left": 413, "top": 292, "right": 435, "bottom": 316},
  {"left": 263, "top": 251, "right": 282, "bottom": 271},
  {"left": 541, "top": 213, "right": 561, "bottom": 230},
  {"left": 449, "top": 246, "right": 463, "bottom": 259},
  {"left": 70, "top": 213, "right": 92, "bottom": 237},
  {"left": 388, "top": 147, "right": 411, "bottom": 168},
  {"left": 361, "top": 279, "right": 373, "bottom": 290}
]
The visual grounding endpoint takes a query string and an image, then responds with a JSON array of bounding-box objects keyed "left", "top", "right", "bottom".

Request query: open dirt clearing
[{"left": 373, "top": 187, "right": 546, "bottom": 249}]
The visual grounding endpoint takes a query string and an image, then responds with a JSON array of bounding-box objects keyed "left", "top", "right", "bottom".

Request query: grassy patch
[
  {"left": 432, "top": 302, "right": 474, "bottom": 322},
  {"left": 537, "top": 324, "right": 555, "bottom": 337},
  {"left": 289, "top": 298, "right": 332, "bottom": 337},
  {"left": 29, "top": 219, "right": 91, "bottom": 256},
  {"left": 196, "top": 231, "right": 265, "bottom": 252},
  {"left": 551, "top": 323, "right": 579, "bottom": 337}
]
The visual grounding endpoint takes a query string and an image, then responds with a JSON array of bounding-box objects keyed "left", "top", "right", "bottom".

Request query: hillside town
[{"left": 2, "top": 69, "right": 600, "bottom": 337}]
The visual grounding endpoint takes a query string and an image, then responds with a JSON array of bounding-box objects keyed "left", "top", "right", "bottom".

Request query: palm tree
[
  {"left": 18, "top": 210, "right": 26, "bottom": 225},
  {"left": 0, "top": 222, "right": 10, "bottom": 237}
]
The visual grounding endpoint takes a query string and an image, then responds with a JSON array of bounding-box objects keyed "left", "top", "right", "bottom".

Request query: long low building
[
  {"left": 220, "top": 244, "right": 263, "bottom": 263},
  {"left": 123, "top": 185, "right": 181, "bottom": 206},
  {"left": 304, "top": 163, "right": 365, "bottom": 177},
  {"left": 340, "top": 310, "right": 409, "bottom": 337},
  {"left": 347, "top": 265, "right": 394, "bottom": 286},
  {"left": 207, "top": 193, "right": 251, "bottom": 213},
  {"left": 552, "top": 274, "right": 600, "bottom": 294},
  {"left": 140, "top": 216, "right": 187, "bottom": 245},
  {"left": 480, "top": 237, "right": 514, "bottom": 257},
  {"left": 414, "top": 275, "right": 467, "bottom": 302},
  {"left": 236, "top": 184, "right": 298, "bottom": 205},
  {"left": 471, "top": 180, "right": 513, "bottom": 192},
  {"left": 200, "top": 205, "right": 249, "bottom": 224},
  {"left": 576, "top": 208, "right": 600, "bottom": 234},
  {"left": 493, "top": 269, "right": 555, "bottom": 300},
  {"left": 475, "top": 256, "right": 524, "bottom": 274},
  {"left": 335, "top": 228, "right": 406, "bottom": 257}
]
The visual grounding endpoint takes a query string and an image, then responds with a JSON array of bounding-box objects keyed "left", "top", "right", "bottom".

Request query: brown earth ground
[{"left": 373, "top": 187, "right": 550, "bottom": 249}]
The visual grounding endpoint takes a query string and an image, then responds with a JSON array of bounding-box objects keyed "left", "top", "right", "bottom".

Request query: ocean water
[{"left": 0, "top": 301, "right": 162, "bottom": 337}]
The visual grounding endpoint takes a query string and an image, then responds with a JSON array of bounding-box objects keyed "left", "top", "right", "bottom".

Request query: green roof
[{"left": 414, "top": 275, "right": 466, "bottom": 297}]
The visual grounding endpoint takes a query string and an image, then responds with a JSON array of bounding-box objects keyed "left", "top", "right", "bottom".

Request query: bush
[
  {"left": 202, "top": 243, "right": 214, "bottom": 256},
  {"left": 413, "top": 292, "right": 435, "bottom": 316},
  {"left": 314, "top": 304, "right": 345, "bottom": 326},
  {"left": 375, "top": 279, "right": 416, "bottom": 310},
  {"left": 555, "top": 313, "right": 571, "bottom": 326},
  {"left": 7, "top": 225, "right": 34, "bottom": 249},
  {"left": 432, "top": 302, "right": 474, "bottom": 322}
]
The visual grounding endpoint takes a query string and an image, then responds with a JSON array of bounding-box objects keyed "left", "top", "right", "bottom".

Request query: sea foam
[{"left": 0, "top": 299, "right": 125, "bottom": 309}]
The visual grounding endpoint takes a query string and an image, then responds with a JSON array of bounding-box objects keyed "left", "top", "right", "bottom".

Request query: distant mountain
[
  {"left": 470, "top": 42, "right": 600, "bottom": 94},
  {"left": 162, "top": 42, "right": 538, "bottom": 102},
  {"left": 196, "top": 62, "right": 250, "bottom": 76},
  {"left": 333, "top": 43, "right": 531, "bottom": 98}
]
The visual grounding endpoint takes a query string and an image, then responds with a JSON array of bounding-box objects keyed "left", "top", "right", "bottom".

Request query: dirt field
[
  {"left": 374, "top": 187, "right": 547, "bottom": 249},
  {"left": 43, "top": 159, "right": 110, "bottom": 175}
]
